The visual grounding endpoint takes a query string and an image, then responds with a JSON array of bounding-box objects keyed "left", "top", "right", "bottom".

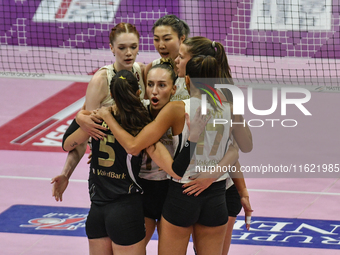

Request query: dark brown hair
[
  {"left": 186, "top": 55, "right": 222, "bottom": 112},
  {"left": 183, "top": 36, "right": 234, "bottom": 102},
  {"left": 149, "top": 57, "right": 177, "bottom": 85},
  {"left": 110, "top": 70, "right": 150, "bottom": 136}
]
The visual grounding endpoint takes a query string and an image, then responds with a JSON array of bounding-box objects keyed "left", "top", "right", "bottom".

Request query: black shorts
[
  {"left": 162, "top": 180, "right": 228, "bottom": 227},
  {"left": 226, "top": 184, "right": 242, "bottom": 217},
  {"left": 86, "top": 193, "right": 145, "bottom": 245},
  {"left": 139, "top": 178, "right": 169, "bottom": 220}
]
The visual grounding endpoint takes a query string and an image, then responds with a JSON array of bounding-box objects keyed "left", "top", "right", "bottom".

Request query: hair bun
[{"left": 160, "top": 58, "right": 175, "bottom": 70}]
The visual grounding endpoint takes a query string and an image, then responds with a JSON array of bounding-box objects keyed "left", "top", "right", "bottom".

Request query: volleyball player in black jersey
[{"left": 55, "top": 69, "right": 202, "bottom": 255}]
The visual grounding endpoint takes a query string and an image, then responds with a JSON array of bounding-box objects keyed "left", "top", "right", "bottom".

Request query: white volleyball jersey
[
  {"left": 139, "top": 127, "right": 174, "bottom": 180},
  {"left": 98, "top": 62, "right": 145, "bottom": 107},
  {"left": 152, "top": 58, "right": 189, "bottom": 101},
  {"left": 138, "top": 100, "right": 174, "bottom": 180},
  {"left": 172, "top": 98, "right": 232, "bottom": 184}
]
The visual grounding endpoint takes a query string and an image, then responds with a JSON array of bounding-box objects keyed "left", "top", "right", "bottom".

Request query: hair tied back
[{"left": 160, "top": 58, "right": 175, "bottom": 70}]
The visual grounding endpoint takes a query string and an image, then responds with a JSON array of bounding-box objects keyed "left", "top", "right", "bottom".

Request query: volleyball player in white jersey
[
  {"left": 138, "top": 60, "right": 178, "bottom": 244},
  {"left": 52, "top": 22, "right": 145, "bottom": 202},
  {"left": 157, "top": 55, "right": 252, "bottom": 255},
  {"left": 144, "top": 14, "right": 190, "bottom": 101},
  {"left": 139, "top": 59, "right": 235, "bottom": 247},
  {"left": 176, "top": 36, "right": 253, "bottom": 254}
]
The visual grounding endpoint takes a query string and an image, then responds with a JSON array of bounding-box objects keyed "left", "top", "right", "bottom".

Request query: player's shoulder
[
  {"left": 92, "top": 68, "right": 108, "bottom": 81},
  {"left": 163, "top": 101, "right": 185, "bottom": 114},
  {"left": 87, "top": 69, "right": 109, "bottom": 93}
]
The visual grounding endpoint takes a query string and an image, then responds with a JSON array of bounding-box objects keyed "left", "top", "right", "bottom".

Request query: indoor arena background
[{"left": 1, "top": 1, "right": 340, "bottom": 254}]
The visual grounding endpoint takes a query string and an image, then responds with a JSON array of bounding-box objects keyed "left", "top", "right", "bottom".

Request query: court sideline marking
[{"left": 0, "top": 175, "right": 339, "bottom": 196}]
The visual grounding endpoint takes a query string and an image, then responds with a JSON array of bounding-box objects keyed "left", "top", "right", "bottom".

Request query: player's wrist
[{"left": 238, "top": 188, "right": 249, "bottom": 197}]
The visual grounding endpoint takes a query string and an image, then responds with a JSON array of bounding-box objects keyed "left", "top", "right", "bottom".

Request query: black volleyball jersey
[{"left": 89, "top": 121, "right": 143, "bottom": 204}]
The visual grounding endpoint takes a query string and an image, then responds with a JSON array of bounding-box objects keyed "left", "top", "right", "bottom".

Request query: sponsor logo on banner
[
  {"left": 232, "top": 216, "right": 340, "bottom": 249},
  {"left": 0, "top": 205, "right": 89, "bottom": 236},
  {"left": 33, "top": 0, "right": 121, "bottom": 23},
  {"left": 20, "top": 216, "right": 86, "bottom": 230},
  {"left": 1, "top": 205, "right": 340, "bottom": 249}
]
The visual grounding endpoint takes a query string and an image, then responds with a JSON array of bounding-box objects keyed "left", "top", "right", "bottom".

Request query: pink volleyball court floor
[{"left": 0, "top": 77, "right": 339, "bottom": 255}]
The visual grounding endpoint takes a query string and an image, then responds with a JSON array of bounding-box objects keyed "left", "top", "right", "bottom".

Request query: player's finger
[{"left": 182, "top": 185, "right": 197, "bottom": 194}]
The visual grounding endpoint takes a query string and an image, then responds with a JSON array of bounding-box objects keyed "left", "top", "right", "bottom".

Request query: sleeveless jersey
[
  {"left": 138, "top": 101, "right": 174, "bottom": 180},
  {"left": 99, "top": 62, "right": 145, "bottom": 107},
  {"left": 89, "top": 120, "right": 143, "bottom": 205},
  {"left": 172, "top": 98, "right": 232, "bottom": 184},
  {"left": 139, "top": 57, "right": 189, "bottom": 181},
  {"left": 152, "top": 58, "right": 189, "bottom": 101}
]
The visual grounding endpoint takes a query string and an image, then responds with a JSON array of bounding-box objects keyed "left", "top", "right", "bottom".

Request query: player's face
[
  {"left": 147, "top": 68, "right": 176, "bottom": 113},
  {"left": 175, "top": 43, "right": 191, "bottom": 77},
  {"left": 153, "top": 26, "right": 183, "bottom": 60},
  {"left": 110, "top": 33, "right": 139, "bottom": 71}
]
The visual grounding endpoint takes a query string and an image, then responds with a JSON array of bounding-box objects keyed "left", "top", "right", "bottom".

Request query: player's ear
[
  {"left": 180, "top": 35, "right": 185, "bottom": 43},
  {"left": 136, "top": 89, "right": 141, "bottom": 97},
  {"left": 171, "top": 83, "right": 177, "bottom": 96},
  {"left": 110, "top": 43, "right": 115, "bottom": 55}
]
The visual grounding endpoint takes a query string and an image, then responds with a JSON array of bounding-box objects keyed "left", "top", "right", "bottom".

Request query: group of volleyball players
[{"left": 52, "top": 14, "right": 253, "bottom": 255}]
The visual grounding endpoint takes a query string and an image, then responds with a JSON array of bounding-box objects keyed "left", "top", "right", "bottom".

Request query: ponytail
[
  {"left": 111, "top": 70, "right": 151, "bottom": 135},
  {"left": 186, "top": 55, "right": 222, "bottom": 112}
]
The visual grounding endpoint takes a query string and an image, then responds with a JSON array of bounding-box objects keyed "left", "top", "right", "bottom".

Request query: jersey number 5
[{"left": 98, "top": 134, "right": 116, "bottom": 167}]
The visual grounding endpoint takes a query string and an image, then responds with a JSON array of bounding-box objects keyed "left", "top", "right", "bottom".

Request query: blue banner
[
  {"left": 0, "top": 204, "right": 89, "bottom": 237},
  {"left": 232, "top": 215, "right": 340, "bottom": 249},
  {"left": 1, "top": 204, "right": 340, "bottom": 250}
]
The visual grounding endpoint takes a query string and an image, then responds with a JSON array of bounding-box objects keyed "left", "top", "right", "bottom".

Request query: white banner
[
  {"left": 250, "top": 0, "right": 332, "bottom": 30},
  {"left": 33, "top": 0, "right": 121, "bottom": 23}
]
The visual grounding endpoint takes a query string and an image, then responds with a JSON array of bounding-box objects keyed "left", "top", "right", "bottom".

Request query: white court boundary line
[
  {"left": 1, "top": 175, "right": 340, "bottom": 196},
  {"left": 247, "top": 188, "right": 340, "bottom": 196},
  {"left": 0, "top": 175, "right": 87, "bottom": 183}
]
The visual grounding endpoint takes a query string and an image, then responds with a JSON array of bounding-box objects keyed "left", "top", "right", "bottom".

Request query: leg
[
  {"left": 222, "top": 216, "right": 236, "bottom": 255},
  {"left": 111, "top": 238, "right": 146, "bottom": 255},
  {"left": 158, "top": 216, "right": 192, "bottom": 255},
  {"left": 193, "top": 223, "right": 228, "bottom": 255},
  {"left": 139, "top": 179, "right": 169, "bottom": 245},
  {"left": 144, "top": 217, "right": 157, "bottom": 245},
  {"left": 223, "top": 183, "right": 243, "bottom": 254},
  {"left": 88, "top": 237, "right": 113, "bottom": 255}
]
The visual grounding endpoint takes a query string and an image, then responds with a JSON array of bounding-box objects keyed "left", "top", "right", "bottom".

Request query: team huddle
[{"left": 51, "top": 15, "right": 253, "bottom": 255}]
